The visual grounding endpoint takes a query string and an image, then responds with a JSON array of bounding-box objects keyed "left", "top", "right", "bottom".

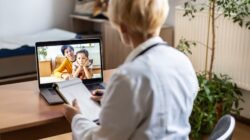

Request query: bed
[{"left": 0, "top": 28, "right": 76, "bottom": 84}]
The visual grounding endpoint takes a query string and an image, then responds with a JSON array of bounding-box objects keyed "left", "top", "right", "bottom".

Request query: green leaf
[
  {"left": 184, "top": 2, "right": 188, "bottom": 8},
  {"left": 239, "top": 20, "right": 243, "bottom": 27}
]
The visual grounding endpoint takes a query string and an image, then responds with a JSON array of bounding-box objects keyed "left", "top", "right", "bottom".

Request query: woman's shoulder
[
  {"left": 61, "top": 57, "right": 70, "bottom": 63},
  {"left": 115, "top": 62, "right": 149, "bottom": 80}
]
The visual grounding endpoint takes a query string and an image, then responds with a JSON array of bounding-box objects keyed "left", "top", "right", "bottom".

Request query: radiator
[{"left": 175, "top": 7, "right": 250, "bottom": 90}]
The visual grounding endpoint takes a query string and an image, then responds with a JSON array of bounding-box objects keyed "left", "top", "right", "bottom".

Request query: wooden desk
[{"left": 0, "top": 70, "right": 114, "bottom": 140}]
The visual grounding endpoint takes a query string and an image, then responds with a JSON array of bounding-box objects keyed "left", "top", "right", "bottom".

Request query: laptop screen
[{"left": 36, "top": 39, "right": 103, "bottom": 86}]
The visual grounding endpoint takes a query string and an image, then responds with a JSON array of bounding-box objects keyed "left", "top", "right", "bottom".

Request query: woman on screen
[{"left": 53, "top": 45, "right": 75, "bottom": 80}]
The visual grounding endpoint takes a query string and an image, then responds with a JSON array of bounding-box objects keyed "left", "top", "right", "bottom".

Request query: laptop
[{"left": 35, "top": 39, "right": 105, "bottom": 105}]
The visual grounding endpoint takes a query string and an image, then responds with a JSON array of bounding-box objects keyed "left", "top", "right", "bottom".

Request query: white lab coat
[{"left": 71, "top": 36, "right": 198, "bottom": 140}]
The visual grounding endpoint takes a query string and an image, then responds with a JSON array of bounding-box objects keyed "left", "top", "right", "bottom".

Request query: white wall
[
  {"left": 167, "top": 0, "right": 185, "bottom": 26},
  {"left": 0, "top": 0, "right": 183, "bottom": 36},
  {"left": 167, "top": 0, "right": 208, "bottom": 26},
  {"left": 0, "top": 0, "right": 74, "bottom": 37},
  {"left": 240, "top": 90, "right": 250, "bottom": 118}
]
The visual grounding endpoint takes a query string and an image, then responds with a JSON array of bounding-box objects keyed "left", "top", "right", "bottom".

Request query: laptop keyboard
[
  {"left": 48, "top": 88, "right": 58, "bottom": 95},
  {"left": 40, "top": 88, "right": 64, "bottom": 105},
  {"left": 86, "top": 83, "right": 105, "bottom": 91}
]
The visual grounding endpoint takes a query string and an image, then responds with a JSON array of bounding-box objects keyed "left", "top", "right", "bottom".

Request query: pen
[{"left": 93, "top": 119, "right": 100, "bottom": 125}]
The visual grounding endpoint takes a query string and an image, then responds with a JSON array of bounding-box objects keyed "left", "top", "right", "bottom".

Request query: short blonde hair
[{"left": 108, "top": 0, "right": 169, "bottom": 37}]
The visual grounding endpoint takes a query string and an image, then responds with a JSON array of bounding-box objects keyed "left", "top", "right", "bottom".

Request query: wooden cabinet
[
  {"left": 39, "top": 60, "right": 52, "bottom": 77},
  {"left": 70, "top": 15, "right": 173, "bottom": 69},
  {"left": 160, "top": 24, "right": 174, "bottom": 46}
]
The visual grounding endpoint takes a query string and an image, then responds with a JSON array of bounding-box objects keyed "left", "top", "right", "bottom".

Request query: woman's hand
[
  {"left": 83, "top": 59, "right": 90, "bottom": 67},
  {"left": 78, "top": 64, "right": 83, "bottom": 71},
  {"left": 62, "top": 73, "right": 71, "bottom": 80},
  {"left": 91, "top": 89, "right": 104, "bottom": 102},
  {"left": 63, "top": 99, "right": 81, "bottom": 123}
]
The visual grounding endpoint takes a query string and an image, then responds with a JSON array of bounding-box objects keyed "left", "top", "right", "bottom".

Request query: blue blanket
[{"left": 0, "top": 45, "right": 35, "bottom": 58}]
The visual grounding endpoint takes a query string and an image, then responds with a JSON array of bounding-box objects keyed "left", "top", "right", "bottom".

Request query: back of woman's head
[{"left": 108, "top": 0, "right": 169, "bottom": 37}]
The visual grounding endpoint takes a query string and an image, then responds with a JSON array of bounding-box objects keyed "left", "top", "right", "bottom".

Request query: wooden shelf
[{"left": 70, "top": 15, "right": 108, "bottom": 24}]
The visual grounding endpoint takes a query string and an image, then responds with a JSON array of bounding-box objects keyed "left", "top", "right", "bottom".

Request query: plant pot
[{"left": 216, "top": 102, "right": 223, "bottom": 121}]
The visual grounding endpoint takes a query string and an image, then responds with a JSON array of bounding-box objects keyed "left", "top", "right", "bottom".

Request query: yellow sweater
[{"left": 54, "top": 58, "right": 73, "bottom": 78}]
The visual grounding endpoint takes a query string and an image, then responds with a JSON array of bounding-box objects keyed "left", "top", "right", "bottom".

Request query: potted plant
[
  {"left": 38, "top": 47, "right": 48, "bottom": 60},
  {"left": 176, "top": 0, "right": 249, "bottom": 139},
  {"left": 190, "top": 73, "right": 244, "bottom": 139}
]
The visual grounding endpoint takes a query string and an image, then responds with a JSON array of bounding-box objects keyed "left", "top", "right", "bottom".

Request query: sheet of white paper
[{"left": 57, "top": 78, "right": 100, "bottom": 121}]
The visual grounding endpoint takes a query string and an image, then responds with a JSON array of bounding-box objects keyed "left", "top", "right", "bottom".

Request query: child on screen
[{"left": 72, "top": 49, "right": 93, "bottom": 79}]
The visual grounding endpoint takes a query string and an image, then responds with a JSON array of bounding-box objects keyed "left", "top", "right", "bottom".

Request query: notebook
[
  {"left": 55, "top": 78, "right": 100, "bottom": 121},
  {"left": 35, "top": 38, "right": 105, "bottom": 105}
]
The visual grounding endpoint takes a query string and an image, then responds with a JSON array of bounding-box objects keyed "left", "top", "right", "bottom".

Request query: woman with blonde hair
[{"left": 64, "top": 0, "right": 198, "bottom": 139}]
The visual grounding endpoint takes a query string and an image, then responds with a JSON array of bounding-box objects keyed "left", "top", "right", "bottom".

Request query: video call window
[{"left": 37, "top": 43, "right": 102, "bottom": 84}]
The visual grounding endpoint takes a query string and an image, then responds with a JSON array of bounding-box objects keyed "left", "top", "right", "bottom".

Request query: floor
[
  {"left": 233, "top": 121, "right": 250, "bottom": 140},
  {"left": 42, "top": 121, "right": 250, "bottom": 140}
]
